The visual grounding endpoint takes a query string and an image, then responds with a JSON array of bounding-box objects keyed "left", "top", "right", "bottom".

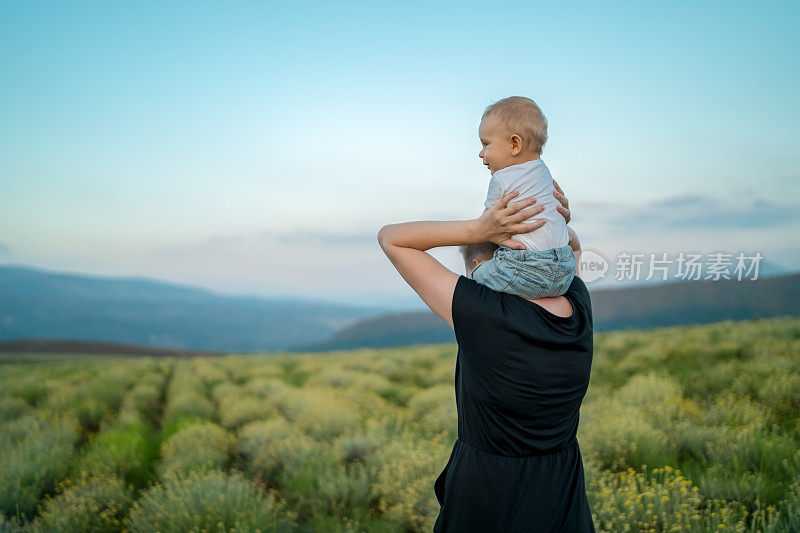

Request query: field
[{"left": 1, "top": 316, "right": 799, "bottom": 532}]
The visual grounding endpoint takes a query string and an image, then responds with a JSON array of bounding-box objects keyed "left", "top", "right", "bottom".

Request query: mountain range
[
  {"left": 1, "top": 264, "right": 798, "bottom": 354},
  {"left": 297, "top": 272, "right": 800, "bottom": 351},
  {"left": 0, "top": 264, "right": 380, "bottom": 352}
]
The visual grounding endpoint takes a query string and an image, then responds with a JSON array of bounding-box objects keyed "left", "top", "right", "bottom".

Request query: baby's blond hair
[{"left": 482, "top": 96, "right": 548, "bottom": 156}]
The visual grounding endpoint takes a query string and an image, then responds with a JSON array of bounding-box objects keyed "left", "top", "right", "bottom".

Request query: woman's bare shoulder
[{"left": 523, "top": 295, "right": 573, "bottom": 318}]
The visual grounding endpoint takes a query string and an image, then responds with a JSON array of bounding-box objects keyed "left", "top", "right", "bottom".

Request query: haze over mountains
[
  {"left": 0, "top": 265, "right": 382, "bottom": 352},
  {"left": 1, "top": 264, "right": 798, "bottom": 354}
]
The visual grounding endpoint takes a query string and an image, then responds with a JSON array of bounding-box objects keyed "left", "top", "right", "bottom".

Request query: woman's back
[{"left": 433, "top": 274, "right": 595, "bottom": 532}]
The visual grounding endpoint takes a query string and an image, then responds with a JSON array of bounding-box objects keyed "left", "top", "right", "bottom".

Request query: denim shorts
[{"left": 470, "top": 245, "right": 576, "bottom": 299}]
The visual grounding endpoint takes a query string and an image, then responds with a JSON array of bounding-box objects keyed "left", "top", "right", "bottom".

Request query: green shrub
[
  {"left": 764, "top": 479, "right": 800, "bottom": 532},
  {"left": 1, "top": 316, "right": 799, "bottom": 532},
  {"left": 217, "top": 395, "right": 276, "bottom": 431},
  {"left": 302, "top": 506, "right": 397, "bottom": 532},
  {"left": 588, "top": 465, "right": 770, "bottom": 532},
  {"left": 227, "top": 360, "right": 283, "bottom": 385},
  {"left": 347, "top": 372, "right": 388, "bottom": 392},
  {"left": 407, "top": 385, "right": 457, "bottom": 441},
  {"left": 276, "top": 448, "right": 373, "bottom": 521},
  {"left": 123, "top": 468, "right": 296, "bottom": 532},
  {"left": 46, "top": 384, "right": 110, "bottom": 432},
  {"left": 10, "top": 378, "right": 49, "bottom": 407},
  {"left": 0, "top": 413, "right": 81, "bottom": 520},
  {"left": 306, "top": 368, "right": 360, "bottom": 389},
  {"left": 699, "top": 426, "right": 800, "bottom": 506},
  {"left": 614, "top": 372, "right": 682, "bottom": 409},
  {"left": 373, "top": 381, "right": 417, "bottom": 407},
  {"left": 0, "top": 396, "right": 29, "bottom": 421},
  {"left": 336, "top": 387, "right": 391, "bottom": 419},
  {"left": 335, "top": 431, "right": 383, "bottom": 464},
  {"left": 158, "top": 413, "right": 220, "bottom": 445},
  {"left": 84, "top": 374, "right": 130, "bottom": 415},
  {"left": 120, "top": 381, "right": 162, "bottom": 427},
  {"left": 0, "top": 512, "right": 23, "bottom": 533},
  {"left": 757, "top": 371, "right": 800, "bottom": 423},
  {"left": 236, "top": 418, "right": 318, "bottom": 483},
  {"left": 32, "top": 474, "right": 133, "bottom": 532},
  {"left": 580, "top": 398, "right": 678, "bottom": 471},
  {"left": 241, "top": 378, "right": 292, "bottom": 400},
  {"left": 273, "top": 387, "right": 359, "bottom": 440},
  {"left": 704, "top": 393, "right": 771, "bottom": 429},
  {"left": 368, "top": 435, "right": 449, "bottom": 532},
  {"left": 193, "top": 360, "right": 229, "bottom": 392},
  {"left": 71, "top": 420, "right": 158, "bottom": 489},
  {"left": 161, "top": 391, "right": 215, "bottom": 427},
  {"left": 158, "top": 422, "right": 236, "bottom": 478}
]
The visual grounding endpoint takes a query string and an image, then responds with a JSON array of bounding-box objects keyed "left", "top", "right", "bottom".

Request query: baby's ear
[{"left": 510, "top": 133, "right": 523, "bottom": 154}]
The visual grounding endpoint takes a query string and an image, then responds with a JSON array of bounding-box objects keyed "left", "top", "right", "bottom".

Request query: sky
[{"left": 1, "top": 1, "right": 799, "bottom": 308}]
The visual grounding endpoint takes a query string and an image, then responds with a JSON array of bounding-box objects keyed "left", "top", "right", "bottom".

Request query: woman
[{"left": 377, "top": 183, "right": 595, "bottom": 532}]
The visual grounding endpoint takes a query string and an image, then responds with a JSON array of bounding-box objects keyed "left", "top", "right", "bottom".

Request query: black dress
[{"left": 433, "top": 274, "right": 596, "bottom": 532}]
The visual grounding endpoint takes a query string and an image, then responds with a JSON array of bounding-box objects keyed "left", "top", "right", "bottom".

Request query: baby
[{"left": 471, "top": 96, "right": 575, "bottom": 299}]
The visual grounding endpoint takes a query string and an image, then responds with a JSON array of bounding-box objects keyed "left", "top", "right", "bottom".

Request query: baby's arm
[
  {"left": 483, "top": 175, "right": 505, "bottom": 211},
  {"left": 567, "top": 226, "right": 582, "bottom": 278}
]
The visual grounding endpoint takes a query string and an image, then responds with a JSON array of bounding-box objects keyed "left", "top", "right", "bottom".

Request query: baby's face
[{"left": 478, "top": 114, "right": 515, "bottom": 174}]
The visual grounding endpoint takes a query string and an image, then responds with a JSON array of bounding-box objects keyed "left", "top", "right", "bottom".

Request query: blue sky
[{"left": 1, "top": 1, "right": 799, "bottom": 307}]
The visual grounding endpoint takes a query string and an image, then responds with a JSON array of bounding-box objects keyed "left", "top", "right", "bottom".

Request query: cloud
[
  {"left": 137, "top": 226, "right": 438, "bottom": 301},
  {"left": 150, "top": 229, "right": 380, "bottom": 258},
  {"left": 649, "top": 194, "right": 709, "bottom": 209},
  {"left": 581, "top": 194, "right": 800, "bottom": 231},
  {"left": 0, "top": 243, "right": 10, "bottom": 255},
  {"left": 257, "top": 230, "right": 378, "bottom": 247},
  {"left": 771, "top": 173, "right": 800, "bottom": 188}
]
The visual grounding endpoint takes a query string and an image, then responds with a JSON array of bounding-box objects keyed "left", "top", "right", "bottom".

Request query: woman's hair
[{"left": 459, "top": 242, "right": 500, "bottom": 265}]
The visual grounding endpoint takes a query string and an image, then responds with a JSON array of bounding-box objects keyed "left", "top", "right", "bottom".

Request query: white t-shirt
[{"left": 484, "top": 158, "right": 569, "bottom": 251}]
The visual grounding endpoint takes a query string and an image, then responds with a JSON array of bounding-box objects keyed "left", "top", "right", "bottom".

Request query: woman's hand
[
  {"left": 553, "top": 179, "right": 571, "bottom": 224},
  {"left": 475, "top": 191, "right": 546, "bottom": 250},
  {"left": 552, "top": 181, "right": 582, "bottom": 276}
]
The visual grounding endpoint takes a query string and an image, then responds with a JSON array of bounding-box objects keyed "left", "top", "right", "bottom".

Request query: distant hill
[
  {"left": 297, "top": 272, "right": 800, "bottom": 351},
  {"left": 293, "top": 311, "right": 456, "bottom": 352},
  {"left": 589, "top": 271, "right": 800, "bottom": 331},
  {"left": 0, "top": 264, "right": 382, "bottom": 352},
  {"left": 0, "top": 338, "right": 223, "bottom": 357}
]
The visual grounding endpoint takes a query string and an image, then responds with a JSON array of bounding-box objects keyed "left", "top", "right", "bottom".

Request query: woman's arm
[{"left": 377, "top": 192, "right": 548, "bottom": 328}]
